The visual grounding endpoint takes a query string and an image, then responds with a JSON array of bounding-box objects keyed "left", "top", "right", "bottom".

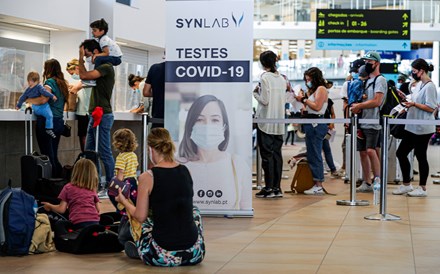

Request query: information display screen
[{"left": 316, "top": 9, "right": 411, "bottom": 51}]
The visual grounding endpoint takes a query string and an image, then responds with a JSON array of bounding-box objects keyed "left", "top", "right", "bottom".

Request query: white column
[
  {"left": 432, "top": 41, "right": 439, "bottom": 88},
  {"left": 297, "top": 40, "right": 306, "bottom": 59},
  {"left": 281, "top": 40, "right": 290, "bottom": 60}
]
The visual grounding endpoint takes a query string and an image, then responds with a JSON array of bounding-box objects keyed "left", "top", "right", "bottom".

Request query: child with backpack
[
  {"left": 108, "top": 128, "right": 141, "bottom": 243},
  {"left": 41, "top": 158, "right": 100, "bottom": 231}
]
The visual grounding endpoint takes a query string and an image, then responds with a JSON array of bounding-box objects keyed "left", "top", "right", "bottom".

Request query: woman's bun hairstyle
[{"left": 148, "top": 128, "right": 175, "bottom": 162}]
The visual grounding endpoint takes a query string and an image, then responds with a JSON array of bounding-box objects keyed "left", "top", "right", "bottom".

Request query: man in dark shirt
[
  {"left": 143, "top": 61, "right": 165, "bottom": 128},
  {"left": 78, "top": 39, "right": 115, "bottom": 196}
]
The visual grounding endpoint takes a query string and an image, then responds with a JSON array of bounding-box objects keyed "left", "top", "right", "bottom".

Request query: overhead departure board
[{"left": 315, "top": 9, "right": 411, "bottom": 51}]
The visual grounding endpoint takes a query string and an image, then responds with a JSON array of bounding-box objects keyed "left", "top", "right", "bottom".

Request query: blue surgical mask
[
  {"left": 351, "top": 72, "right": 359, "bottom": 79},
  {"left": 71, "top": 74, "right": 80, "bottom": 81},
  {"left": 190, "top": 124, "right": 225, "bottom": 150},
  {"left": 306, "top": 81, "right": 312, "bottom": 88},
  {"left": 396, "top": 83, "right": 402, "bottom": 89}
]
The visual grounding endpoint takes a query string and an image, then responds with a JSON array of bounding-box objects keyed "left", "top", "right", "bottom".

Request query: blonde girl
[{"left": 42, "top": 158, "right": 100, "bottom": 230}]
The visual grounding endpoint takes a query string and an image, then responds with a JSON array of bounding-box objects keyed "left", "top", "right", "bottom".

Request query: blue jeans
[
  {"left": 94, "top": 56, "right": 121, "bottom": 68},
  {"left": 303, "top": 123, "right": 328, "bottom": 182},
  {"left": 36, "top": 115, "right": 64, "bottom": 177},
  {"left": 322, "top": 138, "right": 336, "bottom": 172},
  {"left": 85, "top": 113, "right": 115, "bottom": 185},
  {"left": 33, "top": 103, "right": 53, "bottom": 129}
]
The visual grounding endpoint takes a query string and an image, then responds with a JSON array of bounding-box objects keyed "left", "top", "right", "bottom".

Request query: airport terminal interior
[{"left": 1, "top": 0, "right": 440, "bottom": 273}]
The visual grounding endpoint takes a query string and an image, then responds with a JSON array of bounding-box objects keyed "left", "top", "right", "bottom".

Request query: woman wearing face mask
[
  {"left": 127, "top": 74, "right": 147, "bottom": 113},
  {"left": 296, "top": 67, "right": 329, "bottom": 195},
  {"left": 392, "top": 59, "right": 437, "bottom": 197},
  {"left": 116, "top": 128, "right": 205, "bottom": 265},
  {"left": 66, "top": 59, "right": 91, "bottom": 152},
  {"left": 252, "top": 50, "right": 287, "bottom": 199},
  {"left": 178, "top": 94, "right": 252, "bottom": 210}
]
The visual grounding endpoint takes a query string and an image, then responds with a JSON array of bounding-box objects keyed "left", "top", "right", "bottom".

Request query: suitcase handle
[{"left": 25, "top": 107, "right": 33, "bottom": 155}]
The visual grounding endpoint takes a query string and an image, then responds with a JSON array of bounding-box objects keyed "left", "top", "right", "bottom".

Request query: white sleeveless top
[{"left": 306, "top": 90, "right": 327, "bottom": 115}]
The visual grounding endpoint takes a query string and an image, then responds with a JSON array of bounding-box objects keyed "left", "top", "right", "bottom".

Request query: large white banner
[{"left": 165, "top": 0, "right": 253, "bottom": 216}]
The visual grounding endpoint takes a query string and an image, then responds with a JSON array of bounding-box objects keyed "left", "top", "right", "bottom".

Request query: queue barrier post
[
  {"left": 365, "top": 116, "right": 401, "bottom": 221},
  {"left": 337, "top": 114, "right": 369, "bottom": 206},
  {"left": 141, "top": 113, "right": 150, "bottom": 173}
]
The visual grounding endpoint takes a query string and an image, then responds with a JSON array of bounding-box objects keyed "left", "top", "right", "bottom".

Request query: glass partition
[{"left": 0, "top": 45, "right": 49, "bottom": 110}]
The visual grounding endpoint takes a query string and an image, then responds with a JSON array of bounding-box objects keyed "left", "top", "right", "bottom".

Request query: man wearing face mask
[{"left": 351, "top": 51, "right": 386, "bottom": 193}]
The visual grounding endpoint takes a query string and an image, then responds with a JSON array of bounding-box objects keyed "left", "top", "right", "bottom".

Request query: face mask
[
  {"left": 71, "top": 74, "right": 80, "bottom": 81},
  {"left": 148, "top": 147, "right": 156, "bottom": 165},
  {"left": 396, "top": 83, "right": 402, "bottom": 89},
  {"left": 365, "top": 63, "right": 374, "bottom": 74},
  {"left": 306, "top": 81, "right": 313, "bottom": 89},
  {"left": 411, "top": 72, "right": 421, "bottom": 81},
  {"left": 190, "top": 124, "right": 225, "bottom": 150},
  {"left": 351, "top": 72, "right": 359, "bottom": 79}
]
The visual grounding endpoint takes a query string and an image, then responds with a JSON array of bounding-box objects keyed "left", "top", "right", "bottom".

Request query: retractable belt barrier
[{"left": 253, "top": 116, "right": 440, "bottom": 221}]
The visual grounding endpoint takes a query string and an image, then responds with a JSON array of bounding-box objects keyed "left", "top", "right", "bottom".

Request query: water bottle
[
  {"left": 33, "top": 200, "right": 38, "bottom": 216},
  {"left": 373, "top": 177, "right": 381, "bottom": 206}
]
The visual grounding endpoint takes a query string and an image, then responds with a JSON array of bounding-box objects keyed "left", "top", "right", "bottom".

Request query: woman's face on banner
[{"left": 195, "top": 101, "right": 224, "bottom": 126}]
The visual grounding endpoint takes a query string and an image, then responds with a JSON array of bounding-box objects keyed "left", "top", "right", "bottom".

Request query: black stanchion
[
  {"left": 337, "top": 114, "right": 369, "bottom": 206},
  {"left": 365, "top": 116, "right": 401, "bottom": 221}
]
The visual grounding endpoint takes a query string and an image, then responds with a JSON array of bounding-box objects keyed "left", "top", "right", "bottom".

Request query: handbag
[
  {"left": 61, "top": 122, "right": 71, "bottom": 137},
  {"left": 390, "top": 111, "right": 407, "bottom": 139}
]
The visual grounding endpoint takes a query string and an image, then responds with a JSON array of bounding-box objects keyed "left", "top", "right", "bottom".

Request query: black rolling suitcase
[
  {"left": 75, "top": 123, "right": 104, "bottom": 187},
  {"left": 21, "top": 108, "right": 52, "bottom": 196}
]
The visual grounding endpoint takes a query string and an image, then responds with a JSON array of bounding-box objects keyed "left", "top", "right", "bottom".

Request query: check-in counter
[{"left": 0, "top": 110, "right": 145, "bottom": 188}]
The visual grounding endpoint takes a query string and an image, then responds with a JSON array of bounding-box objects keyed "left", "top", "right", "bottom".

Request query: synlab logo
[
  {"left": 231, "top": 12, "right": 244, "bottom": 27},
  {"left": 176, "top": 12, "right": 245, "bottom": 29}
]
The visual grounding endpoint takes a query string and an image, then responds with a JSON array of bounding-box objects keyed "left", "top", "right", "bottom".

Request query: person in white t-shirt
[
  {"left": 178, "top": 95, "right": 252, "bottom": 210},
  {"left": 90, "top": 18, "right": 123, "bottom": 68}
]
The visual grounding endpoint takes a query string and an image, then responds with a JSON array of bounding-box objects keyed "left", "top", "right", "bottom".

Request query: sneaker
[
  {"left": 255, "top": 188, "right": 275, "bottom": 198},
  {"left": 356, "top": 182, "right": 373, "bottom": 193},
  {"left": 333, "top": 169, "right": 346, "bottom": 178},
  {"left": 124, "top": 241, "right": 139, "bottom": 259},
  {"left": 82, "top": 79, "right": 96, "bottom": 87},
  {"left": 392, "top": 184, "right": 414, "bottom": 195},
  {"left": 46, "top": 129, "right": 56, "bottom": 138},
  {"left": 407, "top": 186, "right": 427, "bottom": 197},
  {"left": 273, "top": 188, "right": 283, "bottom": 198},
  {"left": 303, "top": 185, "right": 324, "bottom": 195},
  {"left": 357, "top": 129, "right": 364, "bottom": 140},
  {"left": 97, "top": 189, "right": 109, "bottom": 199}
]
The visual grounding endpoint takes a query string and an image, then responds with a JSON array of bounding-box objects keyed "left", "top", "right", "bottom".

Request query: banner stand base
[{"left": 200, "top": 209, "right": 254, "bottom": 218}]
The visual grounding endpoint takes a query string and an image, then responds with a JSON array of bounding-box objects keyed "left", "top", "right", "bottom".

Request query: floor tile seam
[
  {"left": 407, "top": 195, "right": 418, "bottom": 273},
  {"left": 314, "top": 201, "right": 353, "bottom": 274}
]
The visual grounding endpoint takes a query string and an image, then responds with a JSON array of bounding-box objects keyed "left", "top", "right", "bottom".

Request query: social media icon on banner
[
  {"left": 206, "top": 190, "right": 214, "bottom": 198},
  {"left": 197, "top": 190, "right": 205, "bottom": 198},
  {"left": 215, "top": 190, "right": 223, "bottom": 198}
]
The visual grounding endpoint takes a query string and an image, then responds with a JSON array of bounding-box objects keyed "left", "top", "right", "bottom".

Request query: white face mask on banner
[{"left": 190, "top": 124, "right": 225, "bottom": 150}]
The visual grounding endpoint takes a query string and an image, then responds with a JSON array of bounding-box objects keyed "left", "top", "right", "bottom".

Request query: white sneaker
[
  {"left": 407, "top": 187, "right": 427, "bottom": 197},
  {"left": 303, "top": 185, "right": 324, "bottom": 195},
  {"left": 356, "top": 182, "right": 373, "bottom": 193},
  {"left": 392, "top": 184, "right": 413, "bottom": 195},
  {"left": 98, "top": 189, "right": 109, "bottom": 199}
]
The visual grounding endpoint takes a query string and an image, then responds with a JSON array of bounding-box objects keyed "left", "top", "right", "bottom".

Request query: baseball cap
[
  {"left": 363, "top": 51, "right": 381, "bottom": 62},
  {"left": 349, "top": 59, "right": 364, "bottom": 73},
  {"left": 358, "top": 65, "right": 368, "bottom": 78}
]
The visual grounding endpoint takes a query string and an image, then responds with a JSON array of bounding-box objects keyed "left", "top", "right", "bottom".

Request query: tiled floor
[{"left": 2, "top": 143, "right": 440, "bottom": 274}]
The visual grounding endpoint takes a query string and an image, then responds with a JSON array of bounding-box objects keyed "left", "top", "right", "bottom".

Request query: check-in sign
[{"left": 316, "top": 9, "right": 411, "bottom": 51}]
